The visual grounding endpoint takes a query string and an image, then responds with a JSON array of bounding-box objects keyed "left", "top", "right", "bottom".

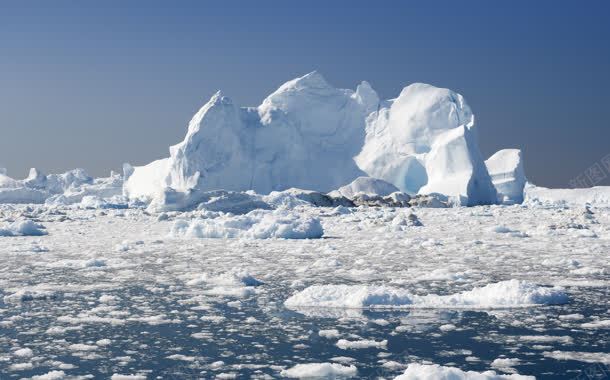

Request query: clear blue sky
[{"left": 1, "top": 1, "right": 609, "bottom": 187}]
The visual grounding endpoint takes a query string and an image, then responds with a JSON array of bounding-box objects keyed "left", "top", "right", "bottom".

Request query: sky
[{"left": 1, "top": 1, "right": 609, "bottom": 188}]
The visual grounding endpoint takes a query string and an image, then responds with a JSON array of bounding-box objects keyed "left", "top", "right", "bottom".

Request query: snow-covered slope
[
  {"left": 124, "top": 72, "right": 500, "bottom": 208},
  {"left": 486, "top": 149, "right": 526, "bottom": 204}
]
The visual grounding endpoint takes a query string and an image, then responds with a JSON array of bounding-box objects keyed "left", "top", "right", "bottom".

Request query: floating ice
[
  {"left": 280, "top": 362, "right": 358, "bottom": 378},
  {"left": 485, "top": 149, "right": 526, "bottom": 204},
  {"left": 30, "top": 371, "right": 66, "bottom": 380},
  {"left": 336, "top": 338, "right": 387, "bottom": 350},
  {"left": 524, "top": 184, "right": 610, "bottom": 207},
  {"left": 170, "top": 209, "right": 323, "bottom": 239},
  {"left": 284, "top": 280, "right": 568, "bottom": 310},
  {"left": 542, "top": 350, "right": 610, "bottom": 365},
  {"left": 394, "top": 363, "right": 534, "bottom": 379},
  {"left": 0, "top": 168, "right": 122, "bottom": 205},
  {"left": 0, "top": 219, "right": 47, "bottom": 237},
  {"left": 186, "top": 271, "right": 263, "bottom": 287},
  {"left": 3, "top": 289, "right": 57, "bottom": 303},
  {"left": 334, "top": 176, "right": 400, "bottom": 199}
]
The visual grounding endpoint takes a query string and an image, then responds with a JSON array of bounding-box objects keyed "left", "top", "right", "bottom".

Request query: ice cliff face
[
  {"left": 485, "top": 149, "right": 527, "bottom": 204},
  {"left": 356, "top": 83, "right": 496, "bottom": 205},
  {"left": 124, "top": 72, "right": 503, "bottom": 206}
]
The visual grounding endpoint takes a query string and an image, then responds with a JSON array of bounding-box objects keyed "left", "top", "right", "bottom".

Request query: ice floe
[
  {"left": 394, "top": 363, "right": 534, "bottom": 379},
  {"left": 170, "top": 209, "right": 323, "bottom": 239},
  {"left": 0, "top": 219, "right": 47, "bottom": 236},
  {"left": 284, "top": 280, "right": 568, "bottom": 310},
  {"left": 281, "top": 362, "right": 358, "bottom": 378}
]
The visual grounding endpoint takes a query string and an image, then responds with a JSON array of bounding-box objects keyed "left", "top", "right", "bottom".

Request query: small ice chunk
[
  {"left": 336, "top": 339, "right": 387, "bottom": 350},
  {"left": 394, "top": 363, "right": 534, "bottom": 379},
  {"left": 280, "top": 362, "right": 357, "bottom": 378}
]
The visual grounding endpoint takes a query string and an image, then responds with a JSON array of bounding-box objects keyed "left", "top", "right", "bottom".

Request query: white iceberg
[
  {"left": 126, "top": 72, "right": 369, "bottom": 205},
  {"left": 124, "top": 72, "right": 501, "bottom": 209},
  {"left": 0, "top": 168, "right": 122, "bottom": 205},
  {"left": 485, "top": 149, "right": 526, "bottom": 204},
  {"left": 356, "top": 83, "right": 496, "bottom": 205},
  {"left": 524, "top": 184, "right": 610, "bottom": 207},
  {"left": 418, "top": 124, "right": 497, "bottom": 206}
]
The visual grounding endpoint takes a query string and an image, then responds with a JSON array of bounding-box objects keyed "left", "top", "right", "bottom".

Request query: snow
[
  {"left": 394, "top": 363, "right": 534, "bottom": 379},
  {"left": 284, "top": 280, "right": 568, "bottom": 310},
  {"left": 485, "top": 149, "right": 527, "bottom": 204},
  {"left": 170, "top": 209, "right": 323, "bottom": 239},
  {"left": 280, "top": 362, "right": 358, "bottom": 378},
  {"left": 524, "top": 184, "right": 610, "bottom": 207}
]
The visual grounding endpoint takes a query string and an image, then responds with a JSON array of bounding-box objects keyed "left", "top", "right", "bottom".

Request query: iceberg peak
[
  {"left": 264, "top": 71, "right": 335, "bottom": 102},
  {"left": 354, "top": 81, "right": 380, "bottom": 114}
]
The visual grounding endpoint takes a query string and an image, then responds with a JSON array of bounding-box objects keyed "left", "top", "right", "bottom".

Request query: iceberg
[
  {"left": 418, "top": 124, "right": 497, "bottom": 206},
  {"left": 485, "top": 149, "right": 526, "bottom": 204},
  {"left": 0, "top": 168, "right": 121, "bottom": 205},
  {"left": 124, "top": 72, "right": 501, "bottom": 209},
  {"left": 127, "top": 72, "right": 369, "bottom": 204},
  {"left": 524, "top": 184, "right": 610, "bottom": 207},
  {"left": 356, "top": 82, "right": 496, "bottom": 206}
]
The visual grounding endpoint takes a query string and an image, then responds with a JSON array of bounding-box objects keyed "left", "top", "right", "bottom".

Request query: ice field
[{"left": 0, "top": 201, "right": 608, "bottom": 379}]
